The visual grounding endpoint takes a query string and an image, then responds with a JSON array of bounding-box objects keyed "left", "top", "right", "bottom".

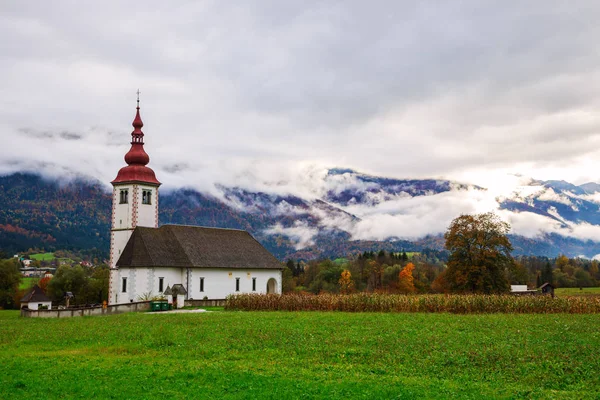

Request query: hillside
[{"left": 2, "top": 172, "right": 600, "bottom": 259}]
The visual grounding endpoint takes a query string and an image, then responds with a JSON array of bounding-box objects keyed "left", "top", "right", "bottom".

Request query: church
[{"left": 108, "top": 99, "right": 282, "bottom": 305}]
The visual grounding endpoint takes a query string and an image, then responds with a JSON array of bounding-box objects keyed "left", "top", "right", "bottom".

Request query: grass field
[
  {"left": 555, "top": 287, "right": 600, "bottom": 296},
  {"left": 18, "top": 277, "right": 36, "bottom": 290},
  {"left": 1, "top": 311, "right": 599, "bottom": 399},
  {"left": 29, "top": 252, "right": 54, "bottom": 261}
]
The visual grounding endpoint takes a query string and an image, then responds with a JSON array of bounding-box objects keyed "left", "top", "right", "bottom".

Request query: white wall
[
  {"left": 109, "top": 183, "right": 159, "bottom": 304},
  {"left": 136, "top": 185, "right": 159, "bottom": 228},
  {"left": 113, "top": 267, "right": 282, "bottom": 303},
  {"left": 22, "top": 301, "right": 52, "bottom": 310},
  {"left": 189, "top": 268, "right": 282, "bottom": 300}
]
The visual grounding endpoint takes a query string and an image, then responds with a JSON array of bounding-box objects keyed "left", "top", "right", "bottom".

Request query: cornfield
[{"left": 225, "top": 293, "right": 600, "bottom": 314}]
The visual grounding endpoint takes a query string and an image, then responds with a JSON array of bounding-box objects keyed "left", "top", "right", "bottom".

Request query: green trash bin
[
  {"left": 150, "top": 301, "right": 162, "bottom": 312},
  {"left": 160, "top": 302, "right": 169, "bottom": 311}
]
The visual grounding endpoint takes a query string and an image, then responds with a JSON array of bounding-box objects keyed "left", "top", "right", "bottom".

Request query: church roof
[
  {"left": 116, "top": 225, "right": 282, "bottom": 270},
  {"left": 20, "top": 285, "right": 51, "bottom": 303}
]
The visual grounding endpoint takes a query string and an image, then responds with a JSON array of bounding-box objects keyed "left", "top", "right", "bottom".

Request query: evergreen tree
[{"left": 541, "top": 261, "right": 554, "bottom": 285}]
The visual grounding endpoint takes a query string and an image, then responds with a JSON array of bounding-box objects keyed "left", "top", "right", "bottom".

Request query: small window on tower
[
  {"left": 122, "top": 277, "right": 127, "bottom": 293},
  {"left": 142, "top": 190, "right": 152, "bottom": 205},
  {"left": 120, "top": 190, "right": 129, "bottom": 204}
]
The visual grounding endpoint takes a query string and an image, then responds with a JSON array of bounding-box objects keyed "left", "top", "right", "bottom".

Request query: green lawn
[
  {"left": 18, "top": 277, "right": 36, "bottom": 290},
  {"left": 29, "top": 252, "right": 54, "bottom": 261},
  {"left": 1, "top": 310, "right": 598, "bottom": 399},
  {"left": 555, "top": 287, "right": 600, "bottom": 296}
]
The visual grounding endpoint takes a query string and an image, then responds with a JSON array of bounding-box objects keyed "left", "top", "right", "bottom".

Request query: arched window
[
  {"left": 142, "top": 190, "right": 152, "bottom": 205},
  {"left": 120, "top": 190, "right": 129, "bottom": 204}
]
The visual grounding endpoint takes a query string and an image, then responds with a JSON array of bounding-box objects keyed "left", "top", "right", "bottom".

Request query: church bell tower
[{"left": 108, "top": 95, "right": 160, "bottom": 304}]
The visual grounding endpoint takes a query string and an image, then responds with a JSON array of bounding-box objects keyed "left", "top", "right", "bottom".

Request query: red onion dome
[
  {"left": 111, "top": 101, "right": 161, "bottom": 186},
  {"left": 124, "top": 144, "right": 150, "bottom": 165}
]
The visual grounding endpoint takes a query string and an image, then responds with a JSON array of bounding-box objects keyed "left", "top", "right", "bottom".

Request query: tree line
[{"left": 282, "top": 213, "right": 600, "bottom": 294}]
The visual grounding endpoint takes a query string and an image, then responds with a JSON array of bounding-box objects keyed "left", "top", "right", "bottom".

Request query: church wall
[
  {"left": 187, "top": 268, "right": 282, "bottom": 300},
  {"left": 109, "top": 183, "right": 159, "bottom": 305},
  {"left": 136, "top": 184, "right": 159, "bottom": 228},
  {"left": 114, "top": 267, "right": 282, "bottom": 303},
  {"left": 112, "top": 184, "right": 133, "bottom": 230}
]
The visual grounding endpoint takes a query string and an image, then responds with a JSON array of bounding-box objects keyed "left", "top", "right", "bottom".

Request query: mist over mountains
[{"left": 2, "top": 169, "right": 600, "bottom": 260}]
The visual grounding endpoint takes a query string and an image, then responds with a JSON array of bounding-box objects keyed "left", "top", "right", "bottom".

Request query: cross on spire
[{"left": 136, "top": 89, "right": 141, "bottom": 108}]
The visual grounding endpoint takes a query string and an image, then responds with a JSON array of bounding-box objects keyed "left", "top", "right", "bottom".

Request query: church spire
[
  {"left": 131, "top": 89, "right": 144, "bottom": 142},
  {"left": 111, "top": 94, "right": 161, "bottom": 185}
]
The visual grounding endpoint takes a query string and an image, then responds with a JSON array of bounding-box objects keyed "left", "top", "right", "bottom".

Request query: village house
[
  {"left": 20, "top": 285, "right": 52, "bottom": 310},
  {"left": 108, "top": 98, "right": 282, "bottom": 304}
]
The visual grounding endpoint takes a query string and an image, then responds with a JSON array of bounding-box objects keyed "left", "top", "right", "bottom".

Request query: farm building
[
  {"left": 20, "top": 285, "right": 52, "bottom": 310},
  {"left": 108, "top": 99, "right": 282, "bottom": 304},
  {"left": 539, "top": 282, "right": 555, "bottom": 297}
]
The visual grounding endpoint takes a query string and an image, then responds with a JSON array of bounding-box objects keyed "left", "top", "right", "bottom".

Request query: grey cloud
[
  {"left": 2, "top": 1, "right": 600, "bottom": 193},
  {"left": 59, "top": 131, "right": 82, "bottom": 140}
]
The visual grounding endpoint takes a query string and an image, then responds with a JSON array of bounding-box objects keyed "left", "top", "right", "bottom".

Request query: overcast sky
[{"left": 1, "top": 1, "right": 599, "bottom": 192}]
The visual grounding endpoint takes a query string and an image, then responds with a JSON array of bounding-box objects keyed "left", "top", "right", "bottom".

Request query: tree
[
  {"left": 47, "top": 265, "right": 87, "bottom": 303},
  {"left": 0, "top": 259, "right": 22, "bottom": 309},
  {"left": 338, "top": 269, "right": 355, "bottom": 294},
  {"left": 541, "top": 261, "right": 553, "bottom": 286},
  {"left": 397, "top": 262, "right": 416, "bottom": 293},
  {"left": 38, "top": 276, "right": 51, "bottom": 292},
  {"left": 444, "top": 212, "right": 512, "bottom": 293}
]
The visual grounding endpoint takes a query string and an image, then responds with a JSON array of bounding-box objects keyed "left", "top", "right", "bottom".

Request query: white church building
[{"left": 108, "top": 99, "right": 282, "bottom": 304}]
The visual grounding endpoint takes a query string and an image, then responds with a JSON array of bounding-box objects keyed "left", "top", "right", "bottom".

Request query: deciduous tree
[
  {"left": 398, "top": 262, "right": 416, "bottom": 293},
  {"left": 0, "top": 259, "right": 22, "bottom": 309},
  {"left": 444, "top": 212, "right": 512, "bottom": 293},
  {"left": 338, "top": 269, "right": 355, "bottom": 294}
]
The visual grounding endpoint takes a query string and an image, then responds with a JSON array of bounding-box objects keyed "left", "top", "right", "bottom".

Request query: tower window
[
  {"left": 159, "top": 277, "right": 164, "bottom": 292},
  {"left": 252, "top": 277, "right": 257, "bottom": 291},
  {"left": 122, "top": 277, "right": 127, "bottom": 293},
  {"left": 199, "top": 277, "right": 205, "bottom": 292},
  {"left": 120, "top": 190, "right": 129, "bottom": 204},
  {"left": 235, "top": 278, "right": 240, "bottom": 292},
  {"left": 142, "top": 190, "right": 152, "bottom": 205}
]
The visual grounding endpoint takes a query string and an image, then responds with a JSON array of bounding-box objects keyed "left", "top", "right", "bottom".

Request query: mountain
[
  {"left": 322, "top": 168, "right": 472, "bottom": 206},
  {"left": 499, "top": 179, "right": 600, "bottom": 225},
  {"left": 2, "top": 171, "right": 600, "bottom": 259}
]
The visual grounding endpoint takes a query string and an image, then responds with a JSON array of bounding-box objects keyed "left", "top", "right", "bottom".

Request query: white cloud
[
  {"left": 3, "top": 2, "right": 600, "bottom": 248},
  {"left": 264, "top": 221, "right": 319, "bottom": 250}
]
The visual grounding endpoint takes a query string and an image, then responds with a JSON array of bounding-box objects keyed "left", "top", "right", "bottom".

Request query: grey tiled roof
[
  {"left": 116, "top": 225, "right": 282, "bottom": 270},
  {"left": 20, "top": 285, "right": 51, "bottom": 303}
]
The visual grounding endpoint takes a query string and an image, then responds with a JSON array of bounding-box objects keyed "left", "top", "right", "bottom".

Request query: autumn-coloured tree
[
  {"left": 38, "top": 276, "right": 51, "bottom": 291},
  {"left": 398, "top": 263, "right": 415, "bottom": 293},
  {"left": 431, "top": 270, "right": 450, "bottom": 293},
  {"left": 338, "top": 269, "right": 355, "bottom": 294},
  {"left": 444, "top": 212, "right": 512, "bottom": 293}
]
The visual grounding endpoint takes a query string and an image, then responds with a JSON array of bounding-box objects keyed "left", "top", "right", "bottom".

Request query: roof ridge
[{"left": 160, "top": 223, "right": 247, "bottom": 232}]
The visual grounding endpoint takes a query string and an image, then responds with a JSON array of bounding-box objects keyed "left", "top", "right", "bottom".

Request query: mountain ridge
[{"left": 1, "top": 171, "right": 600, "bottom": 259}]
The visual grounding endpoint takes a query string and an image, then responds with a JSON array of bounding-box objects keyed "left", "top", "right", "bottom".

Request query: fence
[
  {"left": 184, "top": 299, "right": 226, "bottom": 307},
  {"left": 20, "top": 301, "right": 151, "bottom": 318}
]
